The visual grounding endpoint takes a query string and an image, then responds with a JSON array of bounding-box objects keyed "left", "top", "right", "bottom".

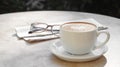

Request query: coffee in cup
[{"left": 61, "top": 22, "right": 96, "bottom": 32}]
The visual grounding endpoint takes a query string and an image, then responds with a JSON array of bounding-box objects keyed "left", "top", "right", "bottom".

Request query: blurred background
[{"left": 0, "top": 0, "right": 120, "bottom": 18}]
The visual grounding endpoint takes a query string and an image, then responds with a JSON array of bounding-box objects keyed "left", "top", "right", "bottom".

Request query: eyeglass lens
[{"left": 52, "top": 25, "right": 60, "bottom": 34}]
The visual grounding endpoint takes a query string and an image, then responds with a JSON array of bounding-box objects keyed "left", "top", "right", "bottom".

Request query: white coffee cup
[{"left": 60, "top": 22, "right": 110, "bottom": 55}]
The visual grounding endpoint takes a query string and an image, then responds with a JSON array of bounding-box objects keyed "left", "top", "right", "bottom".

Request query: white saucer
[{"left": 50, "top": 40, "right": 108, "bottom": 62}]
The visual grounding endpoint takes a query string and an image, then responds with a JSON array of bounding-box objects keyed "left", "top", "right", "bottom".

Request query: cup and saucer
[
  {"left": 50, "top": 40, "right": 108, "bottom": 62},
  {"left": 50, "top": 22, "right": 110, "bottom": 62}
]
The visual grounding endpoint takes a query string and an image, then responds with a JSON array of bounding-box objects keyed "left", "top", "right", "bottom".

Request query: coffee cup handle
[{"left": 95, "top": 31, "right": 110, "bottom": 49}]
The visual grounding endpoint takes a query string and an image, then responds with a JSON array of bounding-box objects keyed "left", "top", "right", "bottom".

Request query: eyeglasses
[{"left": 28, "top": 22, "right": 60, "bottom": 35}]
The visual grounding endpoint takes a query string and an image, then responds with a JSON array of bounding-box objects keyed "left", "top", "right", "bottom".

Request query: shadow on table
[{"left": 50, "top": 55, "right": 107, "bottom": 67}]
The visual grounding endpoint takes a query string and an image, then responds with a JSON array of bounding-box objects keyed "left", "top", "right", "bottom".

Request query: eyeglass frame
[{"left": 28, "top": 22, "right": 60, "bottom": 35}]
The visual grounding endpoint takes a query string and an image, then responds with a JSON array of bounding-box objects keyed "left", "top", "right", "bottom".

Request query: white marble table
[{"left": 0, "top": 11, "right": 120, "bottom": 67}]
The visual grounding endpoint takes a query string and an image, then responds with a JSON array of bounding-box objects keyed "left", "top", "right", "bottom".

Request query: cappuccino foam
[{"left": 62, "top": 23, "right": 96, "bottom": 32}]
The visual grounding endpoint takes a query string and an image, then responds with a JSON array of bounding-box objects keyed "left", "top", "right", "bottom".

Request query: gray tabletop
[{"left": 0, "top": 11, "right": 120, "bottom": 67}]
